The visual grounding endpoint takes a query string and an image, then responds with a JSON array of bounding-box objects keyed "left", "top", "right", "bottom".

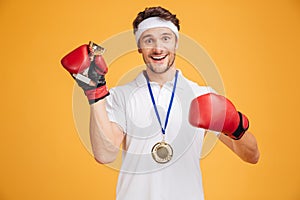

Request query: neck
[{"left": 146, "top": 67, "right": 177, "bottom": 87}]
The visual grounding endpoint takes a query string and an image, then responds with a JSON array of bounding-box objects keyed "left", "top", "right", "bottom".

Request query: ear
[
  {"left": 138, "top": 48, "right": 142, "bottom": 53},
  {"left": 175, "top": 39, "right": 179, "bottom": 49}
]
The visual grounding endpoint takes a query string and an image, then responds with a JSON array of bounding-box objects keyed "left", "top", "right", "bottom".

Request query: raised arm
[{"left": 61, "top": 42, "right": 124, "bottom": 164}]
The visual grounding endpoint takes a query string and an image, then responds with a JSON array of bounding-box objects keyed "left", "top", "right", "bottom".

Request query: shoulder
[{"left": 179, "top": 73, "right": 217, "bottom": 97}]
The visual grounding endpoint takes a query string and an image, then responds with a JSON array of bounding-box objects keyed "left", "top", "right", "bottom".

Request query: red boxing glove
[
  {"left": 61, "top": 44, "right": 91, "bottom": 74},
  {"left": 61, "top": 42, "right": 109, "bottom": 104},
  {"left": 189, "top": 93, "right": 249, "bottom": 140}
]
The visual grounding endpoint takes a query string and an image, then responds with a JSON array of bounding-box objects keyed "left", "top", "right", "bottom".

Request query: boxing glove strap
[
  {"left": 84, "top": 85, "right": 110, "bottom": 104},
  {"left": 231, "top": 112, "right": 249, "bottom": 140}
]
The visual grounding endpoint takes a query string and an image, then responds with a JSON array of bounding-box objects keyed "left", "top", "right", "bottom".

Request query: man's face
[{"left": 138, "top": 27, "right": 178, "bottom": 74}]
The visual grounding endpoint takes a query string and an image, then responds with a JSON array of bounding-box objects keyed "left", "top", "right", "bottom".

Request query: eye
[
  {"left": 162, "top": 36, "right": 171, "bottom": 42},
  {"left": 144, "top": 38, "right": 153, "bottom": 44}
]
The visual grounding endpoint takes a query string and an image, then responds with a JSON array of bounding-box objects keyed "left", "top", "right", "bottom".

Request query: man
[{"left": 62, "top": 6, "right": 259, "bottom": 200}]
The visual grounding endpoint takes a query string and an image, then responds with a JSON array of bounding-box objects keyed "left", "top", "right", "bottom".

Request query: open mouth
[{"left": 151, "top": 54, "right": 167, "bottom": 61}]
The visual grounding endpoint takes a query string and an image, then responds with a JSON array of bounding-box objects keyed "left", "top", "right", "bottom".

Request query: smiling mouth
[{"left": 151, "top": 54, "right": 167, "bottom": 61}]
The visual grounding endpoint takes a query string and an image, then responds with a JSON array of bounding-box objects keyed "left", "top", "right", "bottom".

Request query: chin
[{"left": 149, "top": 65, "right": 171, "bottom": 74}]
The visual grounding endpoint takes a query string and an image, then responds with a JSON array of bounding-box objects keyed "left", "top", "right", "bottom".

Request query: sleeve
[{"left": 105, "top": 87, "right": 127, "bottom": 133}]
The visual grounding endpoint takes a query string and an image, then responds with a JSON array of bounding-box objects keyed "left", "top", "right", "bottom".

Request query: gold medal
[{"left": 151, "top": 141, "right": 173, "bottom": 164}]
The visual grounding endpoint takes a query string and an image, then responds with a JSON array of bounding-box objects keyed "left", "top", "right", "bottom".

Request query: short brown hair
[{"left": 132, "top": 6, "right": 180, "bottom": 34}]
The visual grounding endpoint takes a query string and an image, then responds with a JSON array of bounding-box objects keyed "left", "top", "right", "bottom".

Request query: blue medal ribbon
[{"left": 146, "top": 70, "right": 179, "bottom": 138}]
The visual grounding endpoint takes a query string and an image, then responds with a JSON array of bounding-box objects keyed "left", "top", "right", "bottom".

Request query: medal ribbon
[{"left": 146, "top": 70, "right": 179, "bottom": 137}]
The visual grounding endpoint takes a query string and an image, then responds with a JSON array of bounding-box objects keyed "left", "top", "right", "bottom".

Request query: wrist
[
  {"left": 229, "top": 112, "right": 249, "bottom": 140},
  {"left": 84, "top": 85, "right": 110, "bottom": 104}
]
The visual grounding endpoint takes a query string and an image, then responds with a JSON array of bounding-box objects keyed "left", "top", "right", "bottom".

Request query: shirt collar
[{"left": 135, "top": 70, "right": 184, "bottom": 89}]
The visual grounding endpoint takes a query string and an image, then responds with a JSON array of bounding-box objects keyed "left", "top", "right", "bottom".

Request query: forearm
[
  {"left": 89, "top": 99, "right": 124, "bottom": 164},
  {"left": 219, "top": 131, "right": 260, "bottom": 164}
]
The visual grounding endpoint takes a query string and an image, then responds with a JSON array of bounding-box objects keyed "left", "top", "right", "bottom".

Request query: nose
[{"left": 152, "top": 40, "right": 164, "bottom": 53}]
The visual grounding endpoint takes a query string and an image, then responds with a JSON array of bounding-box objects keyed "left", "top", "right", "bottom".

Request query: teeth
[{"left": 152, "top": 55, "right": 166, "bottom": 60}]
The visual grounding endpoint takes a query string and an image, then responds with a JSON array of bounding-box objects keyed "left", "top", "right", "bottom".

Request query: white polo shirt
[{"left": 106, "top": 71, "right": 215, "bottom": 200}]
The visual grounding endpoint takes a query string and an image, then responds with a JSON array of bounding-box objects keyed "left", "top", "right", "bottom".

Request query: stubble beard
[{"left": 145, "top": 53, "right": 176, "bottom": 74}]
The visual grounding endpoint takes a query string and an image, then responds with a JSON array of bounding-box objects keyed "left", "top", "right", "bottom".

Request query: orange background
[{"left": 1, "top": 0, "right": 300, "bottom": 199}]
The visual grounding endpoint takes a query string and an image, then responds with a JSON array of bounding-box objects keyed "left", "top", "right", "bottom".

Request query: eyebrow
[
  {"left": 141, "top": 34, "right": 153, "bottom": 40},
  {"left": 141, "top": 32, "right": 174, "bottom": 40}
]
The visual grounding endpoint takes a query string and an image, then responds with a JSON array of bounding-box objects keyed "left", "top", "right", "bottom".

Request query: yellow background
[{"left": 1, "top": 0, "right": 299, "bottom": 199}]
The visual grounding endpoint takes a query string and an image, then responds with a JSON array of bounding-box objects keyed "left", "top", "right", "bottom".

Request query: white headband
[{"left": 134, "top": 17, "right": 179, "bottom": 44}]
